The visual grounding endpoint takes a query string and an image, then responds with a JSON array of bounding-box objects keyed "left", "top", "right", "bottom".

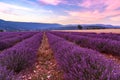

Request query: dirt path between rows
[
  {"left": 20, "top": 33, "right": 63, "bottom": 80},
  {"left": 102, "top": 53, "right": 120, "bottom": 64}
]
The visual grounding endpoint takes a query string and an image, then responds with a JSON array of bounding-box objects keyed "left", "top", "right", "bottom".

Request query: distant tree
[
  {"left": 0, "top": 30, "right": 4, "bottom": 32},
  {"left": 86, "top": 25, "right": 106, "bottom": 29},
  {"left": 78, "top": 25, "right": 83, "bottom": 29}
]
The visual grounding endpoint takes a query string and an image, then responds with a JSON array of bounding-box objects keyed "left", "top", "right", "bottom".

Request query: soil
[{"left": 102, "top": 53, "right": 120, "bottom": 64}]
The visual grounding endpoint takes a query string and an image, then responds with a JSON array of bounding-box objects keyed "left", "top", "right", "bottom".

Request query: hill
[{"left": 0, "top": 19, "right": 119, "bottom": 31}]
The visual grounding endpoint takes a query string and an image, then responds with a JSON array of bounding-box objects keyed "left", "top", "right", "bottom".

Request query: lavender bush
[
  {"left": 0, "top": 48, "right": 36, "bottom": 72},
  {"left": 47, "top": 33, "right": 120, "bottom": 80},
  {"left": 52, "top": 32, "right": 120, "bottom": 56},
  {"left": 0, "top": 32, "right": 36, "bottom": 50},
  {"left": 0, "top": 66, "right": 14, "bottom": 80},
  {"left": 0, "top": 32, "right": 43, "bottom": 73},
  {"left": 52, "top": 32, "right": 120, "bottom": 41}
]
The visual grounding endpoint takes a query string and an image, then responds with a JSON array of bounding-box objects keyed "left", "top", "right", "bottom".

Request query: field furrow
[{"left": 19, "top": 33, "right": 63, "bottom": 80}]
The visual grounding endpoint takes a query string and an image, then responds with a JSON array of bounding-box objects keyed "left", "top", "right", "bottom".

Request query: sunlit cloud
[
  {"left": 79, "top": 0, "right": 120, "bottom": 10},
  {"left": 38, "top": 0, "right": 64, "bottom": 5},
  {"left": 110, "top": 15, "right": 120, "bottom": 22},
  {"left": 0, "top": 2, "right": 33, "bottom": 12},
  {"left": 0, "top": 2, "right": 55, "bottom": 23},
  {"left": 0, "top": 2, "right": 34, "bottom": 16},
  {"left": 54, "top": 9, "right": 120, "bottom": 25},
  {"left": 105, "top": 0, "right": 120, "bottom": 10},
  {"left": 0, "top": 0, "right": 120, "bottom": 25},
  {"left": 66, "top": 10, "right": 120, "bottom": 21}
]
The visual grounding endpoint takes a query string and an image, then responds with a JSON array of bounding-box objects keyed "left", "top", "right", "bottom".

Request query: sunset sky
[{"left": 0, "top": 0, "right": 120, "bottom": 25}]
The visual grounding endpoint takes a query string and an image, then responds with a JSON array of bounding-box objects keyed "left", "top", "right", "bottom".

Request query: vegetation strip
[
  {"left": 21, "top": 33, "right": 63, "bottom": 80},
  {"left": 0, "top": 32, "right": 36, "bottom": 51},
  {"left": 51, "top": 32, "right": 120, "bottom": 57},
  {"left": 47, "top": 33, "right": 120, "bottom": 80},
  {"left": 0, "top": 32, "right": 43, "bottom": 79}
]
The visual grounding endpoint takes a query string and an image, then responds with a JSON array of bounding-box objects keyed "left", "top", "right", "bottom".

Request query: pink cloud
[
  {"left": 0, "top": 9, "right": 18, "bottom": 15},
  {"left": 110, "top": 15, "right": 120, "bottom": 22},
  {"left": 67, "top": 10, "right": 104, "bottom": 21},
  {"left": 0, "top": 2, "right": 34, "bottom": 16},
  {"left": 105, "top": 0, "right": 120, "bottom": 11},
  {"left": 79, "top": 0, "right": 120, "bottom": 11},
  {"left": 38, "top": 0, "right": 64, "bottom": 5},
  {"left": 0, "top": 2, "right": 33, "bottom": 11},
  {"left": 65, "top": 9, "right": 120, "bottom": 23},
  {"left": 79, "top": 0, "right": 104, "bottom": 8},
  {"left": 76, "top": 0, "right": 120, "bottom": 24},
  {"left": 21, "top": 0, "right": 39, "bottom": 6}
]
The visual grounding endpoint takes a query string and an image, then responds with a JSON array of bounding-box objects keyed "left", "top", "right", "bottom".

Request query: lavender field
[{"left": 0, "top": 31, "right": 120, "bottom": 80}]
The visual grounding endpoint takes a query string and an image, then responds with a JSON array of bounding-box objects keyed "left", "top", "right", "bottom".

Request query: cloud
[
  {"left": 110, "top": 15, "right": 120, "bottom": 22},
  {"left": 21, "top": 0, "right": 40, "bottom": 7},
  {"left": 38, "top": 0, "right": 64, "bottom": 5},
  {"left": 0, "top": 2, "right": 33, "bottom": 11},
  {"left": 67, "top": 10, "right": 103, "bottom": 21},
  {"left": 79, "top": 0, "right": 120, "bottom": 11},
  {"left": 79, "top": 0, "right": 105, "bottom": 9},
  {"left": 0, "top": 2, "right": 53, "bottom": 15},
  {"left": 56, "top": 9, "right": 120, "bottom": 24},
  {"left": 0, "top": 2, "right": 34, "bottom": 15},
  {"left": 0, "top": 2, "right": 55, "bottom": 23},
  {"left": 0, "top": 0, "right": 120, "bottom": 25},
  {"left": 65, "top": 0, "right": 119, "bottom": 24},
  {"left": 105, "top": 0, "right": 120, "bottom": 10}
]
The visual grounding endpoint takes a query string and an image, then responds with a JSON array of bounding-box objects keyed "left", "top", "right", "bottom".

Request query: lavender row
[
  {"left": 0, "top": 66, "right": 15, "bottom": 80},
  {"left": 52, "top": 31, "right": 120, "bottom": 41},
  {"left": 51, "top": 32, "right": 120, "bottom": 57},
  {"left": 47, "top": 33, "right": 120, "bottom": 80},
  {"left": 0, "top": 32, "right": 36, "bottom": 50},
  {"left": 70, "top": 32, "right": 120, "bottom": 41},
  {"left": 0, "top": 32, "right": 43, "bottom": 79},
  {"left": 0, "top": 33, "right": 22, "bottom": 40},
  {"left": 0, "top": 32, "right": 17, "bottom": 37},
  {"left": 0, "top": 32, "right": 27, "bottom": 38},
  {"left": 0, "top": 32, "right": 37, "bottom": 40}
]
